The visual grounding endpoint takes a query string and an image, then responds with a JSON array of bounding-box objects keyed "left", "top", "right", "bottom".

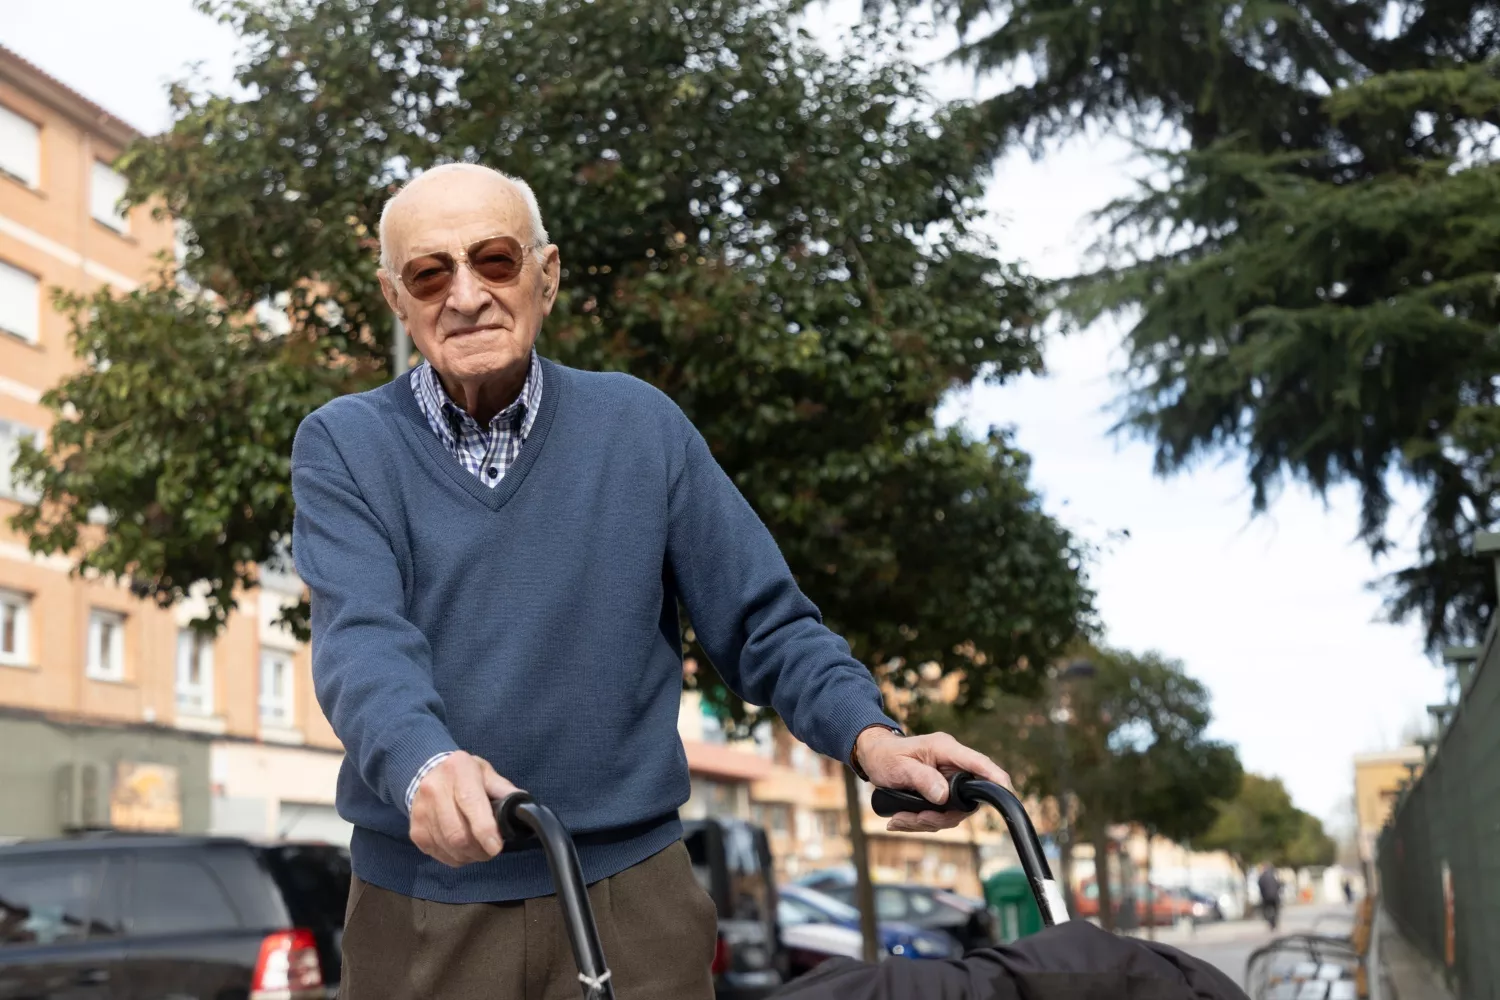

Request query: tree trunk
[
  {"left": 1059, "top": 832, "right": 1075, "bottom": 919},
  {"left": 1055, "top": 790, "right": 1076, "bottom": 918},
  {"left": 1144, "top": 830, "right": 1155, "bottom": 940},
  {"left": 1092, "top": 828, "right": 1116, "bottom": 932},
  {"left": 843, "top": 767, "right": 881, "bottom": 963},
  {"left": 968, "top": 815, "right": 984, "bottom": 900},
  {"left": 1185, "top": 844, "right": 1196, "bottom": 937}
]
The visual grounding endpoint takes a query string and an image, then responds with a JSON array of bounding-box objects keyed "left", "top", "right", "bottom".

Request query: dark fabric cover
[{"left": 771, "top": 920, "right": 1250, "bottom": 1000}]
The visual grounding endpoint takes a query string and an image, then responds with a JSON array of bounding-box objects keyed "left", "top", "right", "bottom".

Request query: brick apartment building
[{"left": 0, "top": 45, "right": 345, "bottom": 844}]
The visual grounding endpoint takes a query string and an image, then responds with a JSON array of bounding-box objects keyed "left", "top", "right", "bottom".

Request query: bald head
[{"left": 378, "top": 163, "right": 550, "bottom": 275}]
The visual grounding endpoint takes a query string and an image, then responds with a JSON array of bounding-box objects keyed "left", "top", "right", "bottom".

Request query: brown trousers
[{"left": 340, "top": 841, "right": 717, "bottom": 1000}]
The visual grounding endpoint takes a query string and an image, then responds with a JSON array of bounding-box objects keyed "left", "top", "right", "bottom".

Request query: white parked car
[
  {"left": 779, "top": 921, "right": 866, "bottom": 970},
  {"left": 1217, "top": 891, "right": 1245, "bottom": 921}
]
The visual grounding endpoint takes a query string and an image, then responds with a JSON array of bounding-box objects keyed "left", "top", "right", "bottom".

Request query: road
[{"left": 1146, "top": 902, "right": 1358, "bottom": 990}]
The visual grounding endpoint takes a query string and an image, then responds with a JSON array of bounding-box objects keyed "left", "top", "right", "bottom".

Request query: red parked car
[{"left": 1073, "top": 879, "right": 1195, "bottom": 927}]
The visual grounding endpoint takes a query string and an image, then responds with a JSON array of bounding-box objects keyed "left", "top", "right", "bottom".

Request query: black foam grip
[
  {"left": 871, "top": 771, "right": 976, "bottom": 816},
  {"left": 493, "top": 790, "right": 537, "bottom": 842}
]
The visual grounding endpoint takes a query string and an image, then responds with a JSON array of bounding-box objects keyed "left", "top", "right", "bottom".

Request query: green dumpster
[{"left": 983, "top": 868, "right": 1045, "bottom": 942}]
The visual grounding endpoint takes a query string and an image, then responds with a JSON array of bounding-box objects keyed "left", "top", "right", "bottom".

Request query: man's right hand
[{"left": 409, "top": 750, "right": 518, "bottom": 867}]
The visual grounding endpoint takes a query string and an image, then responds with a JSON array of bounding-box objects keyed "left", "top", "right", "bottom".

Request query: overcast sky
[{"left": 2, "top": 1, "right": 1452, "bottom": 830}]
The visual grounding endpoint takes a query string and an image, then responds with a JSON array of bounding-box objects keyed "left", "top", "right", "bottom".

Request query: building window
[
  {"left": 86, "top": 609, "right": 126, "bottom": 682},
  {"left": 690, "top": 777, "right": 746, "bottom": 819},
  {"left": 814, "top": 808, "right": 845, "bottom": 839},
  {"left": 175, "top": 628, "right": 214, "bottom": 716},
  {"left": 0, "top": 104, "right": 40, "bottom": 188},
  {"left": 259, "top": 649, "right": 294, "bottom": 727},
  {"left": 90, "top": 161, "right": 129, "bottom": 233},
  {"left": 0, "top": 589, "right": 31, "bottom": 667},
  {"left": 790, "top": 742, "right": 824, "bottom": 778},
  {"left": 772, "top": 730, "right": 793, "bottom": 768},
  {"left": 0, "top": 260, "right": 40, "bottom": 345},
  {"left": 0, "top": 420, "right": 42, "bottom": 502},
  {"left": 752, "top": 802, "right": 792, "bottom": 834}
]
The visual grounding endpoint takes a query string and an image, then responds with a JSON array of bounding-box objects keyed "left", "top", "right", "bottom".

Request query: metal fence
[{"left": 1377, "top": 542, "right": 1500, "bottom": 1000}]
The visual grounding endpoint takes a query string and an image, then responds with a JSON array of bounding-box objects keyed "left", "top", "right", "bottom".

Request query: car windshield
[
  {"left": 934, "top": 890, "right": 979, "bottom": 910},
  {"left": 788, "top": 888, "right": 861, "bottom": 923}
]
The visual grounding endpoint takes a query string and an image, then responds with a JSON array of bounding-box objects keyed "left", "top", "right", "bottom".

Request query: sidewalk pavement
[
  {"left": 1375, "top": 907, "right": 1455, "bottom": 1000},
  {"left": 1137, "top": 903, "right": 1353, "bottom": 989}
]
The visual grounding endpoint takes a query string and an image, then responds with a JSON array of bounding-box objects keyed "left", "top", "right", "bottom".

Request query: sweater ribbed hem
[{"left": 349, "top": 812, "right": 684, "bottom": 903}]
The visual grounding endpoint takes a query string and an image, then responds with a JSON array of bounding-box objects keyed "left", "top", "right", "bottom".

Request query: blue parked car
[
  {"left": 797, "top": 867, "right": 999, "bottom": 952},
  {"left": 776, "top": 884, "right": 960, "bottom": 963}
]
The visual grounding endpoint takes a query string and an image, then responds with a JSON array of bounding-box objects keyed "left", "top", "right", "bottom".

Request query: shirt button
[{"left": 487, "top": 467, "right": 499, "bottom": 479}]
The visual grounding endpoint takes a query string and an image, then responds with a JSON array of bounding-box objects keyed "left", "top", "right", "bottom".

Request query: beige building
[
  {"left": 1354, "top": 746, "right": 1424, "bottom": 868},
  {"left": 0, "top": 46, "right": 341, "bottom": 842}
]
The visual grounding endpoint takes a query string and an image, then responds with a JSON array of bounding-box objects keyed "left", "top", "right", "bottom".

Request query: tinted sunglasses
[{"left": 397, "top": 235, "right": 537, "bottom": 301}]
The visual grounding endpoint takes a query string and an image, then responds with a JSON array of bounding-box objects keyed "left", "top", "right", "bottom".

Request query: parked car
[
  {"left": 776, "top": 919, "right": 866, "bottom": 978},
  {"left": 1073, "top": 879, "right": 1194, "bottom": 927},
  {"left": 682, "top": 818, "right": 785, "bottom": 1000},
  {"left": 1141, "top": 885, "right": 1196, "bottom": 926},
  {"left": 777, "top": 884, "right": 960, "bottom": 970},
  {"left": 1215, "top": 889, "right": 1246, "bottom": 922},
  {"left": 1172, "top": 888, "right": 1225, "bottom": 923},
  {"left": 797, "top": 870, "right": 997, "bottom": 952},
  {"left": 0, "top": 832, "right": 348, "bottom": 1000}
]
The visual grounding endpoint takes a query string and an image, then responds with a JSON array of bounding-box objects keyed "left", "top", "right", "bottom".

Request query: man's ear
[
  {"left": 538, "top": 245, "right": 562, "bottom": 314},
  {"left": 378, "top": 269, "right": 405, "bottom": 320}
]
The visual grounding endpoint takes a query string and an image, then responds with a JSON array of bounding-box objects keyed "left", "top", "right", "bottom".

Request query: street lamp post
[{"left": 1051, "top": 659, "right": 1095, "bottom": 919}]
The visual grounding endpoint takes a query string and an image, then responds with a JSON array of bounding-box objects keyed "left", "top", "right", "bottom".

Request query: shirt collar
[{"left": 413, "top": 351, "right": 543, "bottom": 439}]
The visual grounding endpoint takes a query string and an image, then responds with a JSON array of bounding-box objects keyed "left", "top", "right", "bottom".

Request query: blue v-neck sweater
[{"left": 291, "top": 358, "right": 899, "bottom": 903}]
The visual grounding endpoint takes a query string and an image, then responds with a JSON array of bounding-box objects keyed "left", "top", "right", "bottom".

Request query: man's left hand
[{"left": 854, "top": 728, "right": 1011, "bottom": 832}]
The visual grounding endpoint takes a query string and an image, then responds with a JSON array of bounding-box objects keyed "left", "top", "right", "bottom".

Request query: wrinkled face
[{"left": 378, "top": 171, "right": 560, "bottom": 383}]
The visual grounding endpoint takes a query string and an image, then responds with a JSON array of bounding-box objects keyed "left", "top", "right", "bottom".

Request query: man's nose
[{"left": 445, "top": 260, "right": 491, "bottom": 316}]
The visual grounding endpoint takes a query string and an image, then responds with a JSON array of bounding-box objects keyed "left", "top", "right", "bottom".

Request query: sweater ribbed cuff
[
  {"left": 382, "top": 722, "right": 462, "bottom": 816},
  {"left": 405, "top": 751, "right": 457, "bottom": 814},
  {"left": 810, "top": 693, "right": 903, "bottom": 777}
]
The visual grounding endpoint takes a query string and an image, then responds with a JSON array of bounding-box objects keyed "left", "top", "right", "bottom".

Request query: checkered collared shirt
[
  {"left": 403, "top": 351, "right": 543, "bottom": 812},
  {"left": 410, "top": 351, "right": 543, "bottom": 488}
]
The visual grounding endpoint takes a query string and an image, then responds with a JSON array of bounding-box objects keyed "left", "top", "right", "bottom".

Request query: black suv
[
  {"left": 682, "top": 818, "right": 784, "bottom": 1000},
  {"left": 0, "top": 833, "right": 348, "bottom": 1000}
]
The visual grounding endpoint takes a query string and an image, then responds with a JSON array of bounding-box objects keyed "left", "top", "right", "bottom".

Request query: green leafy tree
[
  {"left": 922, "top": 646, "right": 1241, "bottom": 929},
  {"left": 921, "top": 0, "right": 1500, "bottom": 652},
  {"left": 1199, "top": 773, "right": 1309, "bottom": 874},
  {"left": 1282, "top": 811, "right": 1338, "bottom": 870},
  {"left": 1122, "top": 718, "right": 1243, "bottom": 934},
  {"left": 11, "top": 0, "right": 1096, "bottom": 962},
  {"left": 16, "top": 0, "right": 1093, "bottom": 701}
]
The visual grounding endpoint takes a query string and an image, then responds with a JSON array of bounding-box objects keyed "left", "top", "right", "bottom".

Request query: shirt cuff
[{"left": 404, "top": 750, "right": 456, "bottom": 814}]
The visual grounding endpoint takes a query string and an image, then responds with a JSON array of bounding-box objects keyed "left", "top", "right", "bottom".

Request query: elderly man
[{"left": 291, "top": 162, "right": 1009, "bottom": 999}]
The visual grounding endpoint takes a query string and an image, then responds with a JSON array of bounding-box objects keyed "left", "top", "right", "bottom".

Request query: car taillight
[
  {"left": 711, "top": 934, "right": 732, "bottom": 976},
  {"left": 251, "top": 928, "right": 324, "bottom": 999}
]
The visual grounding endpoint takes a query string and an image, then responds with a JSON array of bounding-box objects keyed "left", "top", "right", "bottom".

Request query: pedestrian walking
[
  {"left": 1258, "top": 865, "right": 1282, "bottom": 931},
  {"left": 292, "top": 162, "right": 1011, "bottom": 1000}
]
